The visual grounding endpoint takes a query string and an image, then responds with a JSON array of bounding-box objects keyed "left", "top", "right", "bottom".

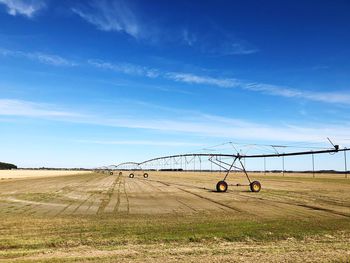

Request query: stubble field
[{"left": 0, "top": 170, "right": 349, "bottom": 262}]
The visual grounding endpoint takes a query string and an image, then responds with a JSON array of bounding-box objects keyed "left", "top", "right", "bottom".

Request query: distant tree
[{"left": 0, "top": 162, "right": 17, "bottom": 170}]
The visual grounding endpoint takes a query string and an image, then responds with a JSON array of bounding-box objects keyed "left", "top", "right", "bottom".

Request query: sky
[{"left": 0, "top": 0, "right": 349, "bottom": 169}]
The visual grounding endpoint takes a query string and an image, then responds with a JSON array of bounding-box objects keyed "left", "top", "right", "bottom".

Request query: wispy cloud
[
  {"left": 0, "top": 99, "right": 82, "bottom": 118},
  {"left": 2, "top": 46, "right": 349, "bottom": 105},
  {"left": 70, "top": 0, "right": 257, "bottom": 55},
  {"left": 0, "top": 0, "right": 45, "bottom": 18},
  {"left": 182, "top": 29, "right": 197, "bottom": 47},
  {"left": 1, "top": 98, "right": 350, "bottom": 144},
  {"left": 168, "top": 72, "right": 350, "bottom": 105},
  {"left": 0, "top": 48, "right": 77, "bottom": 66},
  {"left": 181, "top": 26, "right": 259, "bottom": 56},
  {"left": 88, "top": 59, "right": 159, "bottom": 78},
  {"left": 200, "top": 37, "right": 258, "bottom": 56},
  {"left": 72, "top": 0, "right": 140, "bottom": 39},
  {"left": 167, "top": 72, "right": 241, "bottom": 88},
  {"left": 77, "top": 139, "right": 203, "bottom": 147}
]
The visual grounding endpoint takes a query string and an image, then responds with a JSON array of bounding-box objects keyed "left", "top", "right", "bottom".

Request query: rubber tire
[
  {"left": 143, "top": 173, "right": 149, "bottom": 178},
  {"left": 216, "top": 180, "right": 228, "bottom": 192},
  {"left": 119, "top": 172, "right": 122, "bottom": 176},
  {"left": 110, "top": 172, "right": 113, "bottom": 175},
  {"left": 250, "top": 181, "right": 261, "bottom": 192},
  {"left": 129, "top": 173, "right": 134, "bottom": 178}
]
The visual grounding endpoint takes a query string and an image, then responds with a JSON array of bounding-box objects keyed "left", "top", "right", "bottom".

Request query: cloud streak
[
  {"left": 167, "top": 72, "right": 241, "bottom": 88},
  {"left": 77, "top": 139, "right": 203, "bottom": 147},
  {"left": 72, "top": 0, "right": 140, "bottom": 39},
  {"left": 180, "top": 25, "right": 259, "bottom": 56},
  {"left": 0, "top": 0, "right": 45, "bottom": 18},
  {"left": 0, "top": 99, "right": 83, "bottom": 118},
  {"left": 88, "top": 59, "right": 159, "bottom": 78},
  {"left": 71, "top": 1, "right": 257, "bottom": 55},
  {"left": 0, "top": 48, "right": 77, "bottom": 66},
  {"left": 168, "top": 72, "right": 350, "bottom": 105},
  {"left": 1, "top": 46, "right": 349, "bottom": 105},
  {"left": 1, "top": 98, "right": 350, "bottom": 145}
]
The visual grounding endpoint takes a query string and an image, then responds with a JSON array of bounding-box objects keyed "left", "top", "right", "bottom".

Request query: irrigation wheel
[
  {"left": 250, "top": 181, "right": 261, "bottom": 192},
  {"left": 119, "top": 171, "right": 123, "bottom": 176},
  {"left": 110, "top": 171, "right": 113, "bottom": 175},
  {"left": 216, "top": 180, "right": 228, "bottom": 192},
  {"left": 129, "top": 173, "right": 134, "bottom": 178},
  {"left": 143, "top": 173, "right": 149, "bottom": 178}
]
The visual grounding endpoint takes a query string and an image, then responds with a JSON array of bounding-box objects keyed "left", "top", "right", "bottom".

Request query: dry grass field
[
  {"left": 0, "top": 170, "right": 89, "bottom": 180},
  {"left": 0, "top": 170, "right": 349, "bottom": 262}
]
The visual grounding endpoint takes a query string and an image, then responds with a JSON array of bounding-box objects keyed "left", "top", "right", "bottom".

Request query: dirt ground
[{"left": 0, "top": 170, "right": 349, "bottom": 262}]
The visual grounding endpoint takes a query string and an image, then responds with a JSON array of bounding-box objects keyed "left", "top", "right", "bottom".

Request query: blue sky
[{"left": 0, "top": 0, "right": 349, "bottom": 168}]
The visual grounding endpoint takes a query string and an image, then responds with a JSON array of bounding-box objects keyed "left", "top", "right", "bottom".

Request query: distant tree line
[{"left": 0, "top": 162, "right": 17, "bottom": 170}]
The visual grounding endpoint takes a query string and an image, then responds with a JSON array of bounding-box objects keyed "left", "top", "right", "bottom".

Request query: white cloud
[
  {"left": 1, "top": 46, "right": 349, "bottom": 105},
  {"left": 182, "top": 29, "right": 197, "bottom": 46},
  {"left": 88, "top": 59, "right": 159, "bottom": 78},
  {"left": 0, "top": 99, "right": 82, "bottom": 118},
  {"left": 95, "top": 115, "right": 350, "bottom": 144},
  {"left": 167, "top": 72, "right": 241, "bottom": 88},
  {"left": 70, "top": 1, "right": 257, "bottom": 55},
  {"left": 0, "top": 48, "right": 77, "bottom": 66},
  {"left": 77, "top": 140, "right": 203, "bottom": 147},
  {"left": 217, "top": 42, "right": 258, "bottom": 55},
  {"left": 245, "top": 83, "right": 350, "bottom": 104},
  {"left": 184, "top": 26, "right": 259, "bottom": 56},
  {"left": 0, "top": 0, "right": 45, "bottom": 18},
  {"left": 30, "top": 53, "right": 77, "bottom": 67},
  {"left": 72, "top": 0, "right": 140, "bottom": 38},
  {"left": 1, "top": 98, "right": 349, "bottom": 145},
  {"left": 167, "top": 72, "right": 350, "bottom": 105}
]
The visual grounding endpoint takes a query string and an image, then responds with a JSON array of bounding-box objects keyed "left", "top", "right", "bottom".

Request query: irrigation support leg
[
  {"left": 199, "top": 156, "right": 202, "bottom": 172},
  {"left": 264, "top": 157, "right": 266, "bottom": 175},
  {"left": 345, "top": 149, "right": 348, "bottom": 179},
  {"left": 238, "top": 158, "right": 252, "bottom": 184},
  {"left": 223, "top": 157, "right": 238, "bottom": 181},
  {"left": 312, "top": 153, "right": 315, "bottom": 178},
  {"left": 194, "top": 156, "right": 196, "bottom": 172},
  {"left": 282, "top": 156, "right": 285, "bottom": 176}
]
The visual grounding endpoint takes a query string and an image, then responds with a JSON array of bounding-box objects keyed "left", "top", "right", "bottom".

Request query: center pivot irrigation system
[{"left": 96, "top": 140, "right": 349, "bottom": 193}]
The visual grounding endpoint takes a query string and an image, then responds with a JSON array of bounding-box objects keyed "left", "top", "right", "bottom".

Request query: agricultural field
[
  {"left": 0, "top": 170, "right": 349, "bottom": 262},
  {"left": 0, "top": 170, "right": 88, "bottom": 180}
]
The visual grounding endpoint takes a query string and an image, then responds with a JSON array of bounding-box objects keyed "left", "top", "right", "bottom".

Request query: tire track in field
[
  {"left": 148, "top": 178, "right": 214, "bottom": 192},
  {"left": 113, "top": 178, "right": 122, "bottom": 213},
  {"left": 176, "top": 187, "right": 243, "bottom": 213},
  {"left": 239, "top": 192, "right": 350, "bottom": 218},
  {"left": 136, "top": 178, "right": 198, "bottom": 212},
  {"left": 1, "top": 174, "right": 98, "bottom": 216},
  {"left": 134, "top": 179, "right": 184, "bottom": 213},
  {"left": 59, "top": 193, "right": 96, "bottom": 215},
  {"left": 175, "top": 199, "right": 198, "bottom": 212},
  {"left": 28, "top": 173, "right": 106, "bottom": 217},
  {"left": 97, "top": 175, "right": 120, "bottom": 214},
  {"left": 55, "top": 173, "right": 109, "bottom": 216},
  {"left": 152, "top": 179, "right": 245, "bottom": 213},
  {"left": 121, "top": 177, "right": 130, "bottom": 214},
  {"left": 68, "top": 193, "right": 96, "bottom": 215},
  {"left": 53, "top": 200, "right": 74, "bottom": 217}
]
